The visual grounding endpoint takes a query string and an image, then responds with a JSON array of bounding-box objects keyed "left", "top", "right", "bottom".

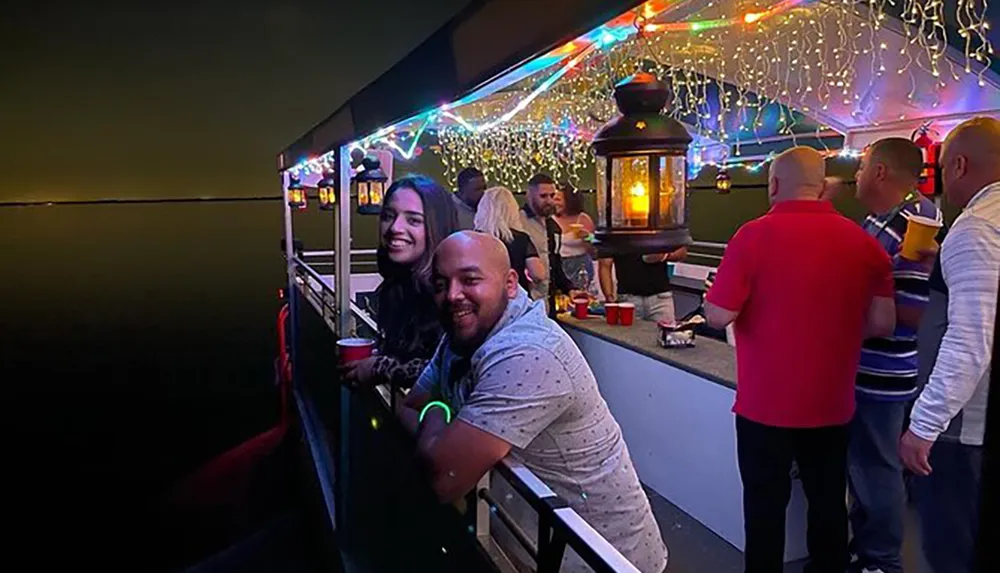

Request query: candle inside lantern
[
  {"left": 368, "top": 182, "right": 384, "bottom": 208},
  {"left": 626, "top": 180, "right": 649, "bottom": 224},
  {"left": 358, "top": 182, "right": 370, "bottom": 206}
]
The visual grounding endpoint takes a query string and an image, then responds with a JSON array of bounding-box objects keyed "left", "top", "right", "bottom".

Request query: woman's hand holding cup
[{"left": 337, "top": 338, "right": 377, "bottom": 387}]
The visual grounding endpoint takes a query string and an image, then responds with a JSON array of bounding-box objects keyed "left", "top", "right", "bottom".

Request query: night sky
[
  {"left": 2, "top": 3, "right": 469, "bottom": 565},
  {"left": 0, "top": 0, "right": 471, "bottom": 202}
]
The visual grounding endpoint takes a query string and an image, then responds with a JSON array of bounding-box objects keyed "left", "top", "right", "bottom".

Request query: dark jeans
[
  {"left": 914, "top": 440, "right": 983, "bottom": 573},
  {"left": 848, "top": 399, "right": 907, "bottom": 573},
  {"left": 736, "top": 416, "right": 850, "bottom": 573}
]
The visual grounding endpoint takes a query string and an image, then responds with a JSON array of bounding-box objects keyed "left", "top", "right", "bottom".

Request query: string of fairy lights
[
  {"left": 436, "top": 127, "right": 595, "bottom": 189},
  {"left": 288, "top": 0, "right": 994, "bottom": 188}
]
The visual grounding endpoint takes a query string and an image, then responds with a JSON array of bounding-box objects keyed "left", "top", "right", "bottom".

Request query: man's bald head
[
  {"left": 768, "top": 146, "right": 827, "bottom": 203},
  {"left": 940, "top": 116, "right": 1000, "bottom": 208},
  {"left": 432, "top": 231, "right": 519, "bottom": 352},
  {"left": 435, "top": 231, "right": 511, "bottom": 277},
  {"left": 942, "top": 116, "right": 1000, "bottom": 160}
]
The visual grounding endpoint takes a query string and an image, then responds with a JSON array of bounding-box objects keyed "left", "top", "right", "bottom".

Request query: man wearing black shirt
[
  {"left": 598, "top": 248, "right": 687, "bottom": 324},
  {"left": 452, "top": 167, "right": 486, "bottom": 230},
  {"left": 519, "top": 173, "right": 580, "bottom": 315}
]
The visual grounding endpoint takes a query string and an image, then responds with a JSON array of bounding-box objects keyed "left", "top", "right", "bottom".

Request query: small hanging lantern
[
  {"left": 715, "top": 168, "right": 732, "bottom": 194},
  {"left": 317, "top": 170, "right": 337, "bottom": 210},
  {"left": 353, "top": 155, "right": 388, "bottom": 215},
  {"left": 287, "top": 175, "right": 307, "bottom": 210},
  {"left": 592, "top": 73, "right": 693, "bottom": 256}
]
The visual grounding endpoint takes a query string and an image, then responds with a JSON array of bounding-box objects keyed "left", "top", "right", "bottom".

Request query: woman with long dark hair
[{"left": 341, "top": 174, "right": 458, "bottom": 388}]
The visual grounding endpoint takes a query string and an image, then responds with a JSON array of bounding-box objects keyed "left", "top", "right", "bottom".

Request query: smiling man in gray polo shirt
[{"left": 399, "top": 231, "right": 667, "bottom": 573}]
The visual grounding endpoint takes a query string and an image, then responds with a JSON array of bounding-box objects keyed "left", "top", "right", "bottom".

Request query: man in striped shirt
[
  {"left": 848, "top": 138, "right": 941, "bottom": 573},
  {"left": 900, "top": 117, "right": 1000, "bottom": 572}
]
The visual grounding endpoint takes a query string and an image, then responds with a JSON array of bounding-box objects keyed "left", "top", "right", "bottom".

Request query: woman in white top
[{"left": 553, "top": 185, "right": 596, "bottom": 291}]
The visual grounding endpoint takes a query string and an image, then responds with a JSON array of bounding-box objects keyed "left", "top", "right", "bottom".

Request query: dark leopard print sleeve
[{"left": 372, "top": 355, "right": 430, "bottom": 389}]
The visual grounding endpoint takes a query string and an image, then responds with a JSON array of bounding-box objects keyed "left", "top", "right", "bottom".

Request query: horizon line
[{"left": 0, "top": 196, "right": 285, "bottom": 208}]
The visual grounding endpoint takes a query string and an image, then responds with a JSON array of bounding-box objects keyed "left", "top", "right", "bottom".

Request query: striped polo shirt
[{"left": 857, "top": 194, "right": 942, "bottom": 400}]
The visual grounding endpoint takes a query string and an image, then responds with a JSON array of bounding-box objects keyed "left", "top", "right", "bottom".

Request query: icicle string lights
[
  {"left": 287, "top": 0, "right": 993, "bottom": 188},
  {"left": 689, "top": 145, "right": 865, "bottom": 179}
]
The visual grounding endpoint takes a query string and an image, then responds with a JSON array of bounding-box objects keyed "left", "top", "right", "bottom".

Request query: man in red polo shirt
[{"left": 706, "top": 146, "right": 896, "bottom": 573}]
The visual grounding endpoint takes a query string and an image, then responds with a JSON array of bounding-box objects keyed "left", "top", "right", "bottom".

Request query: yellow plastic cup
[{"left": 900, "top": 214, "right": 942, "bottom": 260}]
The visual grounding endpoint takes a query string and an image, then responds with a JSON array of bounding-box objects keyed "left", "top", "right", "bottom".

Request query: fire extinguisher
[{"left": 912, "top": 123, "right": 941, "bottom": 196}]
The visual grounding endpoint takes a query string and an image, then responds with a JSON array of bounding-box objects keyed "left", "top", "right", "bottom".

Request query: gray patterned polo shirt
[{"left": 415, "top": 289, "right": 668, "bottom": 572}]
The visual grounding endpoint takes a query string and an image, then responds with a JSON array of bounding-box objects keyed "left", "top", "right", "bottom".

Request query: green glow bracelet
[{"left": 419, "top": 401, "right": 453, "bottom": 424}]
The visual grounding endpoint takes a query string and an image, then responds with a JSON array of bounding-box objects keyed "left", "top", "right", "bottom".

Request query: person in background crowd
[
  {"left": 452, "top": 167, "right": 487, "bottom": 230},
  {"left": 474, "top": 186, "right": 547, "bottom": 293},
  {"left": 598, "top": 244, "right": 687, "bottom": 324},
  {"left": 398, "top": 231, "right": 668, "bottom": 573},
  {"left": 519, "top": 173, "right": 582, "bottom": 314},
  {"left": 553, "top": 184, "right": 596, "bottom": 292},
  {"left": 847, "top": 138, "right": 941, "bottom": 573},
  {"left": 705, "top": 147, "right": 896, "bottom": 573},
  {"left": 341, "top": 174, "right": 459, "bottom": 389},
  {"left": 900, "top": 116, "right": 1000, "bottom": 573}
]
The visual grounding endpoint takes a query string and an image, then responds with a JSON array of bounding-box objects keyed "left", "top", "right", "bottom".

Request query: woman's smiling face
[{"left": 379, "top": 187, "right": 426, "bottom": 265}]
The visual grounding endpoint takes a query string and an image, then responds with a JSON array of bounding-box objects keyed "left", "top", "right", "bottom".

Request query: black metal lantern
[
  {"left": 353, "top": 155, "right": 387, "bottom": 215},
  {"left": 317, "top": 170, "right": 337, "bottom": 210},
  {"left": 287, "top": 175, "right": 307, "bottom": 210},
  {"left": 715, "top": 168, "right": 732, "bottom": 194},
  {"left": 592, "top": 73, "right": 693, "bottom": 256}
]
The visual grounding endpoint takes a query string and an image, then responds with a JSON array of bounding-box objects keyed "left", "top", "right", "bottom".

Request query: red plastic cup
[
  {"left": 605, "top": 303, "right": 620, "bottom": 325},
  {"left": 572, "top": 298, "right": 590, "bottom": 319},
  {"left": 337, "top": 338, "right": 375, "bottom": 363},
  {"left": 618, "top": 302, "right": 636, "bottom": 326}
]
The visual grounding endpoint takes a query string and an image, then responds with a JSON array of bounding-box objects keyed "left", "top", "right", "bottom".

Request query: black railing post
[
  {"left": 537, "top": 525, "right": 569, "bottom": 573},
  {"left": 536, "top": 496, "right": 570, "bottom": 573},
  {"left": 465, "top": 489, "right": 480, "bottom": 537}
]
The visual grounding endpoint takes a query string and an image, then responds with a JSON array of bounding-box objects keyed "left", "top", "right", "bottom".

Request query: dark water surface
[{"left": 0, "top": 201, "right": 334, "bottom": 567}]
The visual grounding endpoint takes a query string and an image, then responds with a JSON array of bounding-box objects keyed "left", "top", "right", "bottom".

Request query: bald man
[
  {"left": 399, "top": 231, "right": 668, "bottom": 573},
  {"left": 900, "top": 117, "right": 1000, "bottom": 573},
  {"left": 705, "top": 147, "right": 896, "bottom": 573}
]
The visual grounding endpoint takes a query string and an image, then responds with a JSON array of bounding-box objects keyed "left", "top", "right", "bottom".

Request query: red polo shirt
[{"left": 706, "top": 200, "right": 894, "bottom": 428}]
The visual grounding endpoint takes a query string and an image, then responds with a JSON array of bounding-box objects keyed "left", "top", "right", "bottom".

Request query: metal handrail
[
  {"left": 307, "top": 245, "right": 722, "bottom": 257},
  {"left": 291, "top": 255, "right": 330, "bottom": 287},
  {"left": 488, "top": 459, "right": 640, "bottom": 573},
  {"left": 302, "top": 249, "right": 379, "bottom": 258},
  {"left": 291, "top": 257, "right": 338, "bottom": 329},
  {"left": 551, "top": 508, "right": 641, "bottom": 573},
  {"left": 685, "top": 252, "right": 723, "bottom": 261},
  {"left": 690, "top": 240, "right": 727, "bottom": 250},
  {"left": 308, "top": 260, "right": 378, "bottom": 267},
  {"left": 350, "top": 301, "right": 378, "bottom": 332},
  {"left": 478, "top": 488, "right": 539, "bottom": 559}
]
